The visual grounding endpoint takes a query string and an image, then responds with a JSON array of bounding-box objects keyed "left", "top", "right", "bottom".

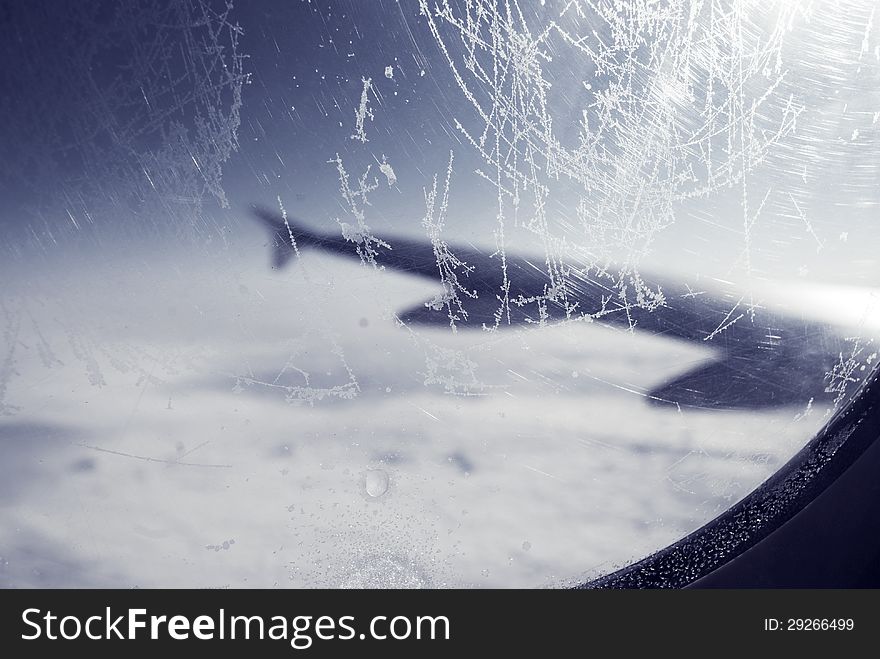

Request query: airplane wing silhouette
[{"left": 252, "top": 207, "right": 844, "bottom": 410}]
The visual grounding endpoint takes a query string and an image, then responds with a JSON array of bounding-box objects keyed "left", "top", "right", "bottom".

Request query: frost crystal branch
[
  {"left": 351, "top": 77, "right": 375, "bottom": 143},
  {"left": 330, "top": 155, "right": 391, "bottom": 268},
  {"left": 423, "top": 152, "right": 478, "bottom": 331},
  {"left": 419, "top": 0, "right": 805, "bottom": 329}
]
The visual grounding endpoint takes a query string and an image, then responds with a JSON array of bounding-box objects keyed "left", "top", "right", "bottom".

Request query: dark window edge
[{"left": 579, "top": 364, "right": 880, "bottom": 588}]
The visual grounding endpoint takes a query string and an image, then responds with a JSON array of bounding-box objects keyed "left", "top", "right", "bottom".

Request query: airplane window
[{"left": 1, "top": 0, "right": 879, "bottom": 588}]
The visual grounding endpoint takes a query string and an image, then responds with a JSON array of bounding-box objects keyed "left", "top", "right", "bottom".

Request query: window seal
[{"left": 580, "top": 364, "right": 880, "bottom": 588}]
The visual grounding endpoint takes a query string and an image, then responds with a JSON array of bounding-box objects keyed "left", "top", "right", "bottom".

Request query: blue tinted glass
[{"left": 1, "top": 0, "right": 878, "bottom": 587}]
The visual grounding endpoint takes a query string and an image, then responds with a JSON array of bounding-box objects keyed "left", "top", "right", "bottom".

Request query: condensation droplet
[{"left": 364, "top": 469, "right": 390, "bottom": 498}]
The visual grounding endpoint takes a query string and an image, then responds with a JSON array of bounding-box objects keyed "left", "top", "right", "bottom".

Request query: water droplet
[
  {"left": 364, "top": 469, "right": 390, "bottom": 498},
  {"left": 522, "top": 541, "right": 532, "bottom": 552}
]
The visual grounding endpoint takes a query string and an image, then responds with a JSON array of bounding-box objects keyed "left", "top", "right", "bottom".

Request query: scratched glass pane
[{"left": 1, "top": 1, "right": 879, "bottom": 587}]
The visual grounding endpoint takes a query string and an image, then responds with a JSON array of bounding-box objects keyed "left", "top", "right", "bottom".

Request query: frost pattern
[
  {"left": 703, "top": 296, "right": 745, "bottom": 342},
  {"left": 825, "top": 337, "right": 875, "bottom": 410},
  {"left": 232, "top": 346, "right": 361, "bottom": 406},
  {"left": 399, "top": 320, "right": 487, "bottom": 397},
  {"left": 419, "top": 0, "right": 804, "bottom": 328},
  {"left": 351, "top": 77, "right": 375, "bottom": 143},
  {"left": 330, "top": 155, "right": 392, "bottom": 268},
  {"left": 422, "top": 152, "right": 477, "bottom": 331},
  {"left": 787, "top": 192, "right": 825, "bottom": 253},
  {"left": 0, "top": 0, "right": 248, "bottom": 236}
]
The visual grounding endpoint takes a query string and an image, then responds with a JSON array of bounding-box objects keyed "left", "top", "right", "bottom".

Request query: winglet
[
  {"left": 646, "top": 349, "right": 832, "bottom": 410},
  {"left": 251, "top": 206, "right": 319, "bottom": 270}
]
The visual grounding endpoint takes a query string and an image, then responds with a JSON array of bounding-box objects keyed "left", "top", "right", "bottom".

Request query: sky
[{"left": 3, "top": 0, "right": 879, "bottom": 285}]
